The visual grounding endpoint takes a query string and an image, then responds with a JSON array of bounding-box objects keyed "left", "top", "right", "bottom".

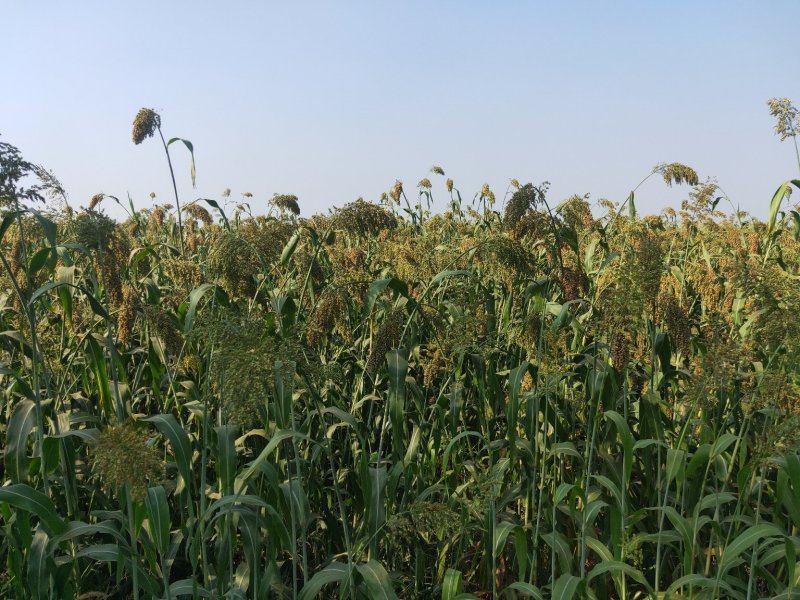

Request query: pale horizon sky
[{"left": 3, "top": 1, "right": 799, "bottom": 220}]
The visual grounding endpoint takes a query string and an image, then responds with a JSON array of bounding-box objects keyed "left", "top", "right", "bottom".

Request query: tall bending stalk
[{"left": 156, "top": 126, "right": 184, "bottom": 254}]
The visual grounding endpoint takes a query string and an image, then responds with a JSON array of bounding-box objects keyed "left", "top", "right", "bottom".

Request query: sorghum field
[{"left": 1, "top": 103, "right": 800, "bottom": 599}]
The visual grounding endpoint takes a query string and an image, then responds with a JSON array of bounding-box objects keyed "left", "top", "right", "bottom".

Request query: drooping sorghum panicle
[
  {"left": 271, "top": 193, "right": 300, "bottom": 216},
  {"left": 659, "top": 162, "right": 700, "bottom": 187},
  {"left": 162, "top": 256, "right": 203, "bottom": 293},
  {"left": 558, "top": 194, "right": 595, "bottom": 232},
  {"left": 144, "top": 305, "right": 183, "bottom": 357},
  {"left": 73, "top": 209, "right": 117, "bottom": 252},
  {"left": 306, "top": 286, "right": 351, "bottom": 347},
  {"left": 503, "top": 183, "right": 537, "bottom": 231},
  {"left": 628, "top": 225, "right": 665, "bottom": 306},
  {"left": 480, "top": 182, "right": 496, "bottom": 205},
  {"left": 476, "top": 233, "right": 535, "bottom": 288},
  {"left": 184, "top": 202, "right": 213, "bottom": 227},
  {"left": 366, "top": 309, "right": 405, "bottom": 377},
  {"left": 683, "top": 179, "right": 720, "bottom": 217},
  {"left": 206, "top": 229, "right": 260, "bottom": 298},
  {"left": 657, "top": 287, "right": 691, "bottom": 356},
  {"left": 117, "top": 283, "right": 138, "bottom": 346},
  {"left": 751, "top": 264, "right": 800, "bottom": 352},
  {"left": 88, "top": 192, "right": 104, "bottom": 211},
  {"left": 767, "top": 97, "right": 799, "bottom": 141},
  {"left": 330, "top": 245, "right": 366, "bottom": 275},
  {"left": 331, "top": 198, "right": 398, "bottom": 238},
  {"left": 560, "top": 267, "right": 588, "bottom": 303},
  {"left": 151, "top": 206, "right": 166, "bottom": 228},
  {"left": 389, "top": 180, "right": 403, "bottom": 204},
  {"left": 132, "top": 108, "right": 161, "bottom": 145},
  {"left": 417, "top": 178, "right": 432, "bottom": 190},
  {"left": 92, "top": 422, "right": 162, "bottom": 501},
  {"left": 100, "top": 230, "right": 130, "bottom": 307},
  {"left": 611, "top": 331, "right": 633, "bottom": 372},
  {"left": 196, "top": 313, "right": 276, "bottom": 429},
  {"left": 291, "top": 237, "right": 326, "bottom": 299},
  {"left": 642, "top": 214, "right": 664, "bottom": 230},
  {"left": 381, "top": 500, "right": 459, "bottom": 553},
  {"left": 430, "top": 165, "right": 445, "bottom": 176},
  {"left": 446, "top": 178, "right": 454, "bottom": 193},
  {"left": 238, "top": 217, "right": 295, "bottom": 268},
  {"left": 747, "top": 368, "right": 800, "bottom": 462},
  {"left": 685, "top": 259, "right": 721, "bottom": 311}
]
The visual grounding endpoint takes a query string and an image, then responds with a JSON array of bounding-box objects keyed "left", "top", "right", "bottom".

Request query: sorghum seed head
[{"left": 132, "top": 108, "right": 161, "bottom": 145}]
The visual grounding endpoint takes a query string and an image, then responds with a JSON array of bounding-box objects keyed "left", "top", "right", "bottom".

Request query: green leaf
[
  {"left": 49, "top": 520, "right": 128, "bottom": 549},
  {"left": 280, "top": 231, "right": 300, "bottom": 265},
  {"left": 27, "top": 528, "right": 50, "bottom": 600},
  {"left": 5, "top": 399, "right": 36, "bottom": 483},
  {"left": 75, "top": 544, "right": 120, "bottom": 562},
  {"left": 215, "top": 425, "right": 237, "bottom": 496},
  {"left": 604, "top": 410, "right": 634, "bottom": 485},
  {"left": 386, "top": 349, "right": 408, "bottom": 459},
  {"left": 666, "top": 574, "right": 740, "bottom": 599},
  {"left": 239, "top": 430, "right": 308, "bottom": 484},
  {"left": 442, "top": 568, "right": 463, "bottom": 600},
  {"left": 362, "top": 278, "right": 408, "bottom": 321},
  {"left": 718, "top": 523, "right": 783, "bottom": 571},
  {"left": 356, "top": 560, "right": 399, "bottom": 600},
  {"left": 429, "top": 269, "right": 471, "bottom": 287},
  {"left": 145, "top": 486, "right": 171, "bottom": 556},
  {"left": 587, "top": 560, "right": 652, "bottom": 592},
  {"left": 168, "top": 137, "right": 196, "bottom": 188},
  {"left": 28, "top": 281, "right": 109, "bottom": 319},
  {"left": 143, "top": 414, "right": 192, "bottom": 490},
  {"left": 769, "top": 181, "right": 791, "bottom": 233},
  {"left": 298, "top": 561, "right": 352, "bottom": 599},
  {"left": 183, "top": 283, "right": 217, "bottom": 333},
  {"left": 163, "top": 579, "right": 214, "bottom": 598},
  {"left": 550, "top": 573, "right": 580, "bottom": 600},
  {"left": 0, "top": 484, "right": 67, "bottom": 535},
  {"left": 502, "top": 581, "right": 543, "bottom": 599}
]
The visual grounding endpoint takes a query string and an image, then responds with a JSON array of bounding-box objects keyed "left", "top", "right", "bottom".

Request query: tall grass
[{"left": 1, "top": 107, "right": 800, "bottom": 599}]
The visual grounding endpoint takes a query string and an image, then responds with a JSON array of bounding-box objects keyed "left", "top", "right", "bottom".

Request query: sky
[{"left": 3, "top": 1, "right": 799, "bottom": 220}]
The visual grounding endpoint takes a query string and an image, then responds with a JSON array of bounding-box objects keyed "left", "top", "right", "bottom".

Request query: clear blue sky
[{"left": 4, "top": 1, "right": 799, "bottom": 219}]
